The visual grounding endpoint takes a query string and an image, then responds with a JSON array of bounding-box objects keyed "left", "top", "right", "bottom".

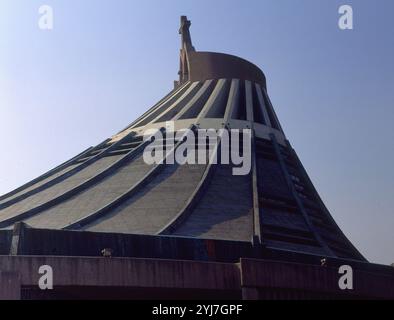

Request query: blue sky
[{"left": 0, "top": 0, "right": 393, "bottom": 265}]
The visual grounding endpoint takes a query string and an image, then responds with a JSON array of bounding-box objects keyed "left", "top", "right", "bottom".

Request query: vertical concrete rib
[
  {"left": 255, "top": 84, "right": 272, "bottom": 127},
  {"left": 63, "top": 126, "right": 197, "bottom": 230},
  {"left": 0, "top": 133, "right": 134, "bottom": 210},
  {"left": 287, "top": 141, "right": 366, "bottom": 261},
  {"left": 0, "top": 138, "right": 121, "bottom": 209},
  {"left": 269, "top": 133, "right": 335, "bottom": 258},
  {"left": 0, "top": 131, "right": 144, "bottom": 228},
  {"left": 244, "top": 83, "right": 263, "bottom": 244},
  {"left": 245, "top": 81, "right": 254, "bottom": 123},
  {"left": 117, "top": 81, "right": 190, "bottom": 133},
  {"left": 250, "top": 129, "right": 263, "bottom": 244},
  {"left": 128, "top": 81, "right": 191, "bottom": 130},
  {"left": 223, "top": 79, "right": 240, "bottom": 123},
  {"left": 173, "top": 80, "right": 214, "bottom": 120},
  {"left": 195, "top": 79, "right": 227, "bottom": 121},
  {"left": 262, "top": 88, "right": 284, "bottom": 133},
  {"left": 157, "top": 136, "right": 221, "bottom": 235},
  {"left": 149, "top": 82, "right": 201, "bottom": 124},
  {"left": 229, "top": 80, "right": 244, "bottom": 120},
  {"left": 0, "top": 146, "right": 93, "bottom": 203}
]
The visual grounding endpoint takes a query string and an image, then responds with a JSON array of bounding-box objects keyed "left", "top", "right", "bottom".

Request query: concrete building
[{"left": 0, "top": 16, "right": 393, "bottom": 300}]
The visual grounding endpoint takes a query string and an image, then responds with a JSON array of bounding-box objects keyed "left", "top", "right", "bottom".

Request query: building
[{"left": 0, "top": 16, "right": 393, "bottom": 300}]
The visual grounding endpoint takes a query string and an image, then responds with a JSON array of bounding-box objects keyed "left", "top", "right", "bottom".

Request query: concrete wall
[
  {"left": 1, "top": 255, "right": 393, "bottom": 300},
  {"left": 188, "top": 52, "right": 267, "bottom": 88},
  {"left": 11, "top": 226, "right": 256, "bottom": 262},
  {"left": 240, "top": 259, "right": 394, "bottom": 299},
  {"left": 0, "top": 230, "right": 12, "bottom": 255},
  {"left": 0, "top": 255, "right": 240, "bottom": 300}
]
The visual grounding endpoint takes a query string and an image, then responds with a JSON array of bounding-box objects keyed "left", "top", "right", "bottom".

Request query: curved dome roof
[{"left": 0, "top": 16, "right": 365, "bottom": 262}]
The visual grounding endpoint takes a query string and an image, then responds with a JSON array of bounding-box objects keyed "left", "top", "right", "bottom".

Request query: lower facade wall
[
  {"left": 240, "top": 258, "right": 394, "bottom": 300},
  {"left": 0, "top": 256, "right": 393, "bottom": 300}
]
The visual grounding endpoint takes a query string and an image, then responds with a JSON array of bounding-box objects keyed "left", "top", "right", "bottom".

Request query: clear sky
[{"left": 0, "top": 0, "right": 393, "bottom": 265}]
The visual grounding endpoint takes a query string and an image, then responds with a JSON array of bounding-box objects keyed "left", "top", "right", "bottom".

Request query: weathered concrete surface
[
  {"left": 4, "top": 226, "right": 255, "bottom": 262},
  {"left": 1, "top": 255, "right": 393, "bottom": 300},
  {"left": 0, "top": 271, "right": 20, "bottom": 300},
  {"left": 0, "top": 255, "right": 240, "bottom": 299},
  {"left": 240, "top": 258, "right": 394, "bottom": 300}
]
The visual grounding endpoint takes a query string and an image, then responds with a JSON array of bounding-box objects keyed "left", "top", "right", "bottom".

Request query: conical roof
[{"left": 0, "top": 16, "right": 365, "bottom": 262}]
